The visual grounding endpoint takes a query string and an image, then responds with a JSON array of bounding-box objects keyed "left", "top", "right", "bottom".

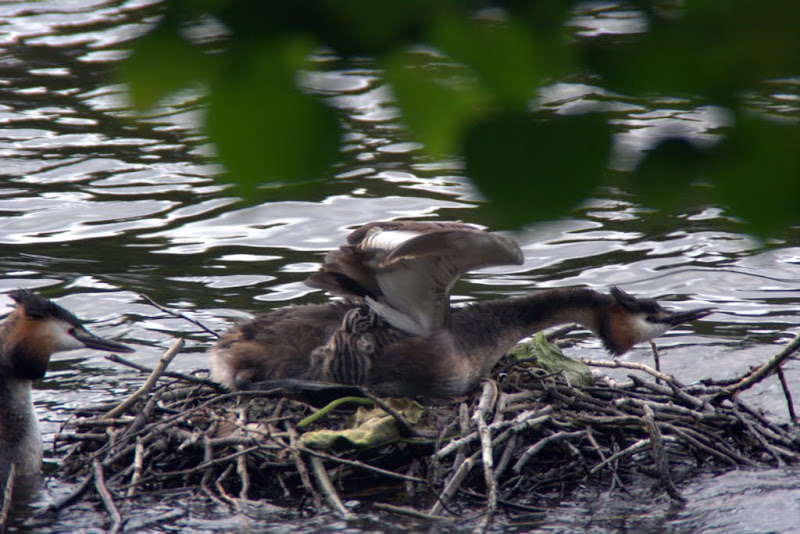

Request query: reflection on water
[{"left": 1, "top": 1, "right": 799, "bottom": 532}]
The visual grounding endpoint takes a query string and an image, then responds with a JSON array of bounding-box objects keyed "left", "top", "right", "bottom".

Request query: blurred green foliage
[{"left": 120, "top": 0, "right": 799, "bottom": 232}]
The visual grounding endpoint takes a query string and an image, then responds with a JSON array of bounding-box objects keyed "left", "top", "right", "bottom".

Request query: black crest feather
[
  {"left": 9, "top": 289, "right": 82, "bottom": 326},
  {"left": 609, "top": 287, "right": 664, "bottom": 314}
]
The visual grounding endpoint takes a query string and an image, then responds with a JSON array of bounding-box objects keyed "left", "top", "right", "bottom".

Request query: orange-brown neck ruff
[{"left": 0, "top": 309, "right": 52, "bottom": 381}]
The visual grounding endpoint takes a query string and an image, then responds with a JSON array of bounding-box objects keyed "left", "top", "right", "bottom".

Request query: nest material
[{"left": 41, "top": 334, "right": 800, "bottom": 529}]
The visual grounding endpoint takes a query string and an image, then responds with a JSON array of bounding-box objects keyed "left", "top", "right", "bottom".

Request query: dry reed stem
[
  {"left": 473, "top": 381, "right": 498, "bottom": 513},
  {"left": 104, "top": 338, "right": 184, "bottom": 419},
  {"left": 582, "top": 358, "right": 683, "bottom": 386}
]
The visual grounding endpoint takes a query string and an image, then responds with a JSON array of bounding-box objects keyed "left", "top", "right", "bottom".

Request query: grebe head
[
  {"left": 600, "top": 287, "right": 714, "bottom": 355},
  {"left": 2, "top": 290, "right": 134, "bottom": 380}
]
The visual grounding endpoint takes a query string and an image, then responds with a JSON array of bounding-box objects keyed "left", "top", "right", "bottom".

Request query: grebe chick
[
  {"left": 210, "top": 221, "right": 713, "bottom": 397},
  {"left": 0, "top": 290, "right": 133, "bottom": 480}
]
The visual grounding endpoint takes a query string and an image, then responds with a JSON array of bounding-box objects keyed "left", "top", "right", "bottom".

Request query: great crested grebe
[
  {"left": 210, "top": 221, "right": 713, "bottom": 397},
  {"left": 0, "top": 290, "right": 133, "bottom": 480}
]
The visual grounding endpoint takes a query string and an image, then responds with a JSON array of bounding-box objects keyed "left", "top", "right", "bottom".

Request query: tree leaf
[
  {"left": 464, "top": 112, "right": 611, "bottom": 226},
  {"left": 712, "top": 117, "right": 800, "bottom": 234},
  {"left": 632, "top": 137, "right": 711, "bottom": 210},
  {"left": 206, "top": 39, "right": 341, "bottom": 188},
  {"left": 432, "top": 15, "right": 560, "bottom": 110},
  {"left": 119, "top": 19, "right": 211, "bottom": 110},
  {"left": 384, "top": 51, "right": 487, "bottom": 156}
]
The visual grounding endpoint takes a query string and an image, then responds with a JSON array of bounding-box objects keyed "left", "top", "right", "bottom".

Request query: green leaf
[
  {"left": 384, "top": 52, "right": 487, "bottom": 156},
  {"left": 300, "top": 398, "right": 424, "bottom": 449},
  {"left": 119, "top": 19, "right": 211, "bottom": 110},
  {"left": 508, "top": 332, "right": 594, "bottom": 387},
  {"left": 432, "top": 15, "right": 559, "bottom": 109},
  {"left": 464, "top": 112, "right": 611, "bottom": 226},
  {"left": 712, "top": 117, "right": 800, "bottom": 234},
  {"left": 632, "top": 138, "right": 711, "bottom": 209},
  {"left": 589, "top": 0, "right": 800, "bottom": 101},
  {"left": 206, "top": 38, "right": 341, "bottom": 188}
]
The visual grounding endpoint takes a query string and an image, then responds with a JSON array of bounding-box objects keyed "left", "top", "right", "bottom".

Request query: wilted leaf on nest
[
  {"left": 508, "top": 332, "right": 594, "bottom": 387},
  {"left": 300, "top": 398, "right": 423, "bottom": 449}
]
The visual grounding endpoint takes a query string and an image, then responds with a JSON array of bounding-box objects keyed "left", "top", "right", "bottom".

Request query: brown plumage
[
  {"left": 210, "top": 221, "right": 714, "bottom": 397},
  {"left": 1, "top": 290, "right": 133, "bottom": 479}
]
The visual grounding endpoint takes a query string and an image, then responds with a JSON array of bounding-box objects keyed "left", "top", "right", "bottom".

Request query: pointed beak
[
  {"left": 73, "top": 328, "right": 135, "bottom": 353},
  {"left": 659, "top": 307, "right": 715, "bottom": 326}
]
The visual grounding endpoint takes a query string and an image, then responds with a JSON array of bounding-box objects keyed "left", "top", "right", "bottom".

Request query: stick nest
[{"left": 49, "top": 334, "right": 800, "bottom": 525}]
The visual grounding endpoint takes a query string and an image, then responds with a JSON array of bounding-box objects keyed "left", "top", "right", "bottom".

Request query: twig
[
  {"left": 126, "top": 439, "right": 145, "bottom": 499},
  {"left": 725, "top": 334, "right": 800, "bottom": 395},
  {"left": 140, "top": 293, "right": 220, "bottom": 338},
  {"left": 0, "top": 464, "right": 15, "bottom": 533},
  {"left": 429, "top": 448, "right": 480, "bottom": 516},
  {"left": 642, "top": 405, "right": 683, "bottom": 501},
  {"left": 361, "top": 389, "right": 427, "bottom": 438},
  {"left": 373, "top": 502, "right": 449, "bottom": 521},
  {"left": 582, "top": 358, "right": 683, "bottom": 387},
  {"left": 104, "top": 339, "right": 184, "bottom": 419},
  {"left": 452, "top": 403, "right": 470, "bottom": 476},
  {"left": 472, "top": 381, "right": 498, "bottom": 513},
  {"left": 105, "top": 353, "right": 218, "bottom": 388},
  {"left": 39, "top": 471, "right": 94, "bottom": 515},
  {"left": 589, "top": 438, "right": 653, "bottom": 475},
  {"left": 513, "top": 430, "right": 586, "bottom": 473},
  {"left": 236, "top": 408, "right": 251, "bottom": 500},
  {"left": 436, "top": 406, "right": 554, "bottom": 459},
  {"left": 287, "top": 426, "right": 321, "bottom": 511},
  {"left": 309, "top": 457, "right": 352, "bottom": 519},
  {"left": 299, "top": 447, "right": 426, "bottom": 483},
  {"left": 661, "top": 424, "right": 753, "bottom": 467},
  {"left": 93, "top": 460, "right": 123, "bottom": 534},
  {"left": 136, "top": 446, "right": 261, "bottom": 484},
  {"left": 776, "top": 366, "right": 797, "bottom": 424},
  {"left": 730, "top": 404, "right": 786, "bottom": 466},
  {"left": 649, "top": 341, "right": 662, "bottom": 384}
]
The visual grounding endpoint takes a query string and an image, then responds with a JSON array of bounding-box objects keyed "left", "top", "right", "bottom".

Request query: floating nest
[{"left": 41, "top": 332, "right": 800, "bottom": 530}]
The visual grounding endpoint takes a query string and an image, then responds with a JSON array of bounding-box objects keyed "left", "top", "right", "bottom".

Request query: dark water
[{"left": 1, "top": 1, "right": 799, "bottom": 532}]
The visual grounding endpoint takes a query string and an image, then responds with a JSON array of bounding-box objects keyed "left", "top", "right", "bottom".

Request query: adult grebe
[
  {"left": 0, "top": 290, "right": 133, "bottom": 480},
  {"left": 210, "top": 221, "right": 713, "bottom": 397}
]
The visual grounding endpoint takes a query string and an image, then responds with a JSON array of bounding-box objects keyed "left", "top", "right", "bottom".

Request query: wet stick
[
  {"left": 642, "top": 405, "right": 684, "bottom": 502},
  {"left": 309, "top": 456, "right": 351, "bottom": 519},
  {"left": 513, "top": 430, "right": 586, "bottom": 474},
  {"left": 126, "top": 439, "right": 146, "bottom": 499},
  {"left": 93, "top": 460, "right": 123, "bottom": 534},
  {"left": 725, "top": 333, "right": 800, "bottom": 395},
  {"left": 776, "top": 366, "right": 797, "bottom": 423},
  {"left": 299, "top": 447, "right": 425, "bottom": 483}
]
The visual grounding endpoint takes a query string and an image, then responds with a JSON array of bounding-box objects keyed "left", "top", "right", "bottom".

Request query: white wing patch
[{"left": 360, "top": 230, "right": 420, "bottom": 252}]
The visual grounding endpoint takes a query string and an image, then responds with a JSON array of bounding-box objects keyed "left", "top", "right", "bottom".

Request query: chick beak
[
  {"left": 659, "top": 307, "right": 715, "bottom": 327},
  {"left": 72, "top": 327, "right": 135, "bottom": 353}
]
